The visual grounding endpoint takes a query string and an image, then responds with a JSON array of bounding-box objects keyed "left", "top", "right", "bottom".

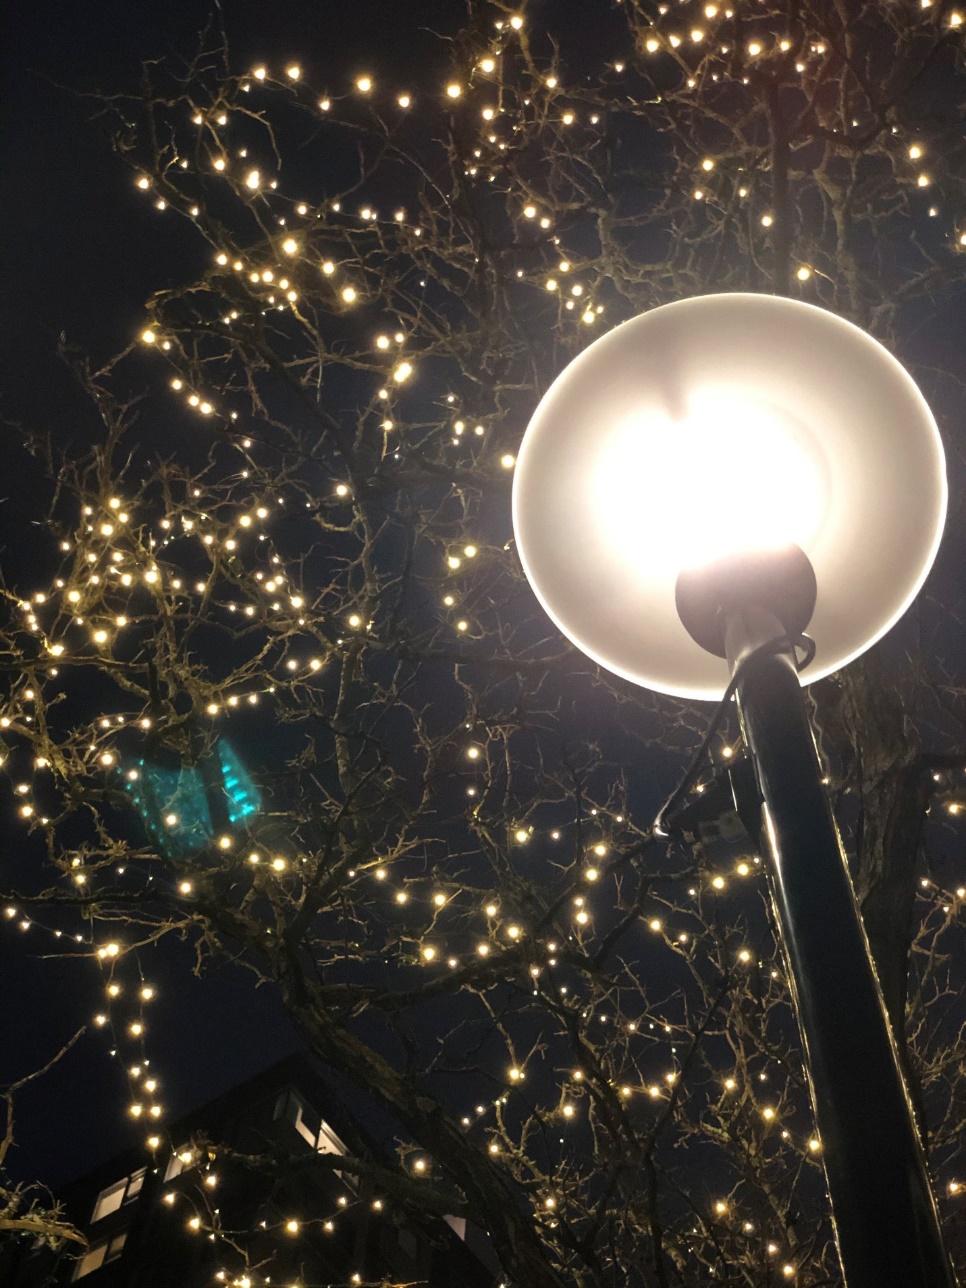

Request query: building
[{"left": 3, "top": 1054, "right": 496, "bottom": 1288}]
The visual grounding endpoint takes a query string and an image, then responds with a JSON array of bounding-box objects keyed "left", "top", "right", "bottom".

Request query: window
[
  {"left": 90, "top": 1181, "right": 124, "bottom": 1224},
  {"left": 317, "top": 1119, "right": 347, "bottom": 1158},
  {"left": 274, "top": 1090, "right": 348, "bottom": 1157},
  {"left": 164, "top": 1147, "right": 198, "bottom": 1182},
  {"left": 90, "top": 1170, "right": 145, "bottom": 1223},
  {"left": 72, "top": 1232, "right": 126, "bottom": 1281}
]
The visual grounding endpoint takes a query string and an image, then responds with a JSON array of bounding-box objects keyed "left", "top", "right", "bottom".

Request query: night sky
[
  {"left": 3, "top": 0, "right": 964, "bottom": 1212},
  {"left": 0, "top": 0, "right": 629, "bottom": 1193},
  {"left": 0, "top": 0, "right": 455, "bottom": 1190}
]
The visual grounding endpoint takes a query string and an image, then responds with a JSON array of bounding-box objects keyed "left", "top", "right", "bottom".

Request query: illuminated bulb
[
  {"left": 421, "top": 945, "right": 437, "bottom": 961},
  {"left": 341, "top": 286, "right": 358, "bottom": 304},
  {"left": 700, "top": 158, "right": 715, "bottom": 172},
  {"left": 397, "top": 92, "right": 411, "bottom": 108},
  {"left": 285, "top": 1219, "right": 300, "bottom": 1235},
  {"left": 446, "top": 83, "right": 462, "bottom": 99},
  {"left": 355, "top": 75, "right": 373, "bottom": 93},
  {"left": 917, "top": 173, "right": 931, "bottom": 188},
  {"left": 281, "top": 237, "right": 299, "bottom": 255},
  {"left": 761, "top": 1105, "right": 776, "bottom": 1121},
  {"left": 500, "top": 453, "right": 516, "bottom": 469},
  {"left": 807, "top": 1137, "right": 821, "bottom": 1153},
  {"left": 908, "top": 144, "right": 923, "bottom": 160},
  {"left": 737, "top": 948, "right": 752, "bottom": 963},
  {"left": 514, "top": 828, "right": 529, "bottom": 844},
  {"left": 748, "top": 40, "right": 762, "bottom": 56},
  {"left": 286, "top": 64, "right": 301, "bottom": 80},
  {"left": 393, "top": 360, "right": 413, "bottom": 383}
]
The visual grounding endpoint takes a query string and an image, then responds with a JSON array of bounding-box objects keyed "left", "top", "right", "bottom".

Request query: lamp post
[{"left": 511, "top": 293, "right": 956, "bottom": 1287}]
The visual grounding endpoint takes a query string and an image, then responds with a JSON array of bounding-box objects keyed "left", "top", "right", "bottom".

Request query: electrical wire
[{"left": 652, "top": 633, "right": 816, "bottom": 838}]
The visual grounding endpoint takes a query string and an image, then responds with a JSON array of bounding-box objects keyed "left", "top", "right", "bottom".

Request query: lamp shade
[{"left": 512, "top": 293, "right": 946, "bottom": 700}]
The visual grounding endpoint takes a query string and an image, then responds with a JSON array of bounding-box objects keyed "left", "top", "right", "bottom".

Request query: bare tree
[{"left": 2, "top": 2, "right": 965, "bottom": 1284}]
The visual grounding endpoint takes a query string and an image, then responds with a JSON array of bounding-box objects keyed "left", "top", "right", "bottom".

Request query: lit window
[
  {"left": 317, "top": 1119, "right": 348, "bottom": 1158},
  {"left": 72, "top": 1232, "right": 126, "bottom": 1280},
  {"left": 91, "top": 1170, "right": 144, "bottom": 1222},
  {"left": 90, "top": 1180, "right": 125, "bottom": 1223},
  {"left": 164, "top": 1149, "right": 196, "bottom": 1182},
  {"left": 274, "top": 1089, "right": 351, "bottom": 1179}
]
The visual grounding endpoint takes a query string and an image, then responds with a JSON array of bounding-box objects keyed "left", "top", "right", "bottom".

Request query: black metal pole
[{"left": 723, "top": 606, "right": 956, "bottom": 1287}]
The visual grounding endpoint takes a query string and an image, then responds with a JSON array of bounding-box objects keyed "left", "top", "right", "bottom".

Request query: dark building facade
[{"left": 2, "top": 1056, "right": 496, "bottom": 1288}]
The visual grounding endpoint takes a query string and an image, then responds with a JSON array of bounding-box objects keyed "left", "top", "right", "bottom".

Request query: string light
[{"left": 3, "top": 16, "right": 964, "bottom": 1285}]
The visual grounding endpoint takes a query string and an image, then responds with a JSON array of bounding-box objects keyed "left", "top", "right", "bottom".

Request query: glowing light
[
  {"left": 589, "top": 392, "right": 827, "bottom": 581},
  {"left": 355, "top": 75, "right": 373, "bottom": 93}
]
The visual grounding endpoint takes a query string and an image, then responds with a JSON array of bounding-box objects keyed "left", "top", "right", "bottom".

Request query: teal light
[{"left": 122, "top": 740, "right": 260, "bottom": 858}]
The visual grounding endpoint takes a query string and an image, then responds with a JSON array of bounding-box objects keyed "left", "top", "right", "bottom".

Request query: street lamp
[{"left": 512, "top": 293, "right": 955, "bottom": 1287}]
